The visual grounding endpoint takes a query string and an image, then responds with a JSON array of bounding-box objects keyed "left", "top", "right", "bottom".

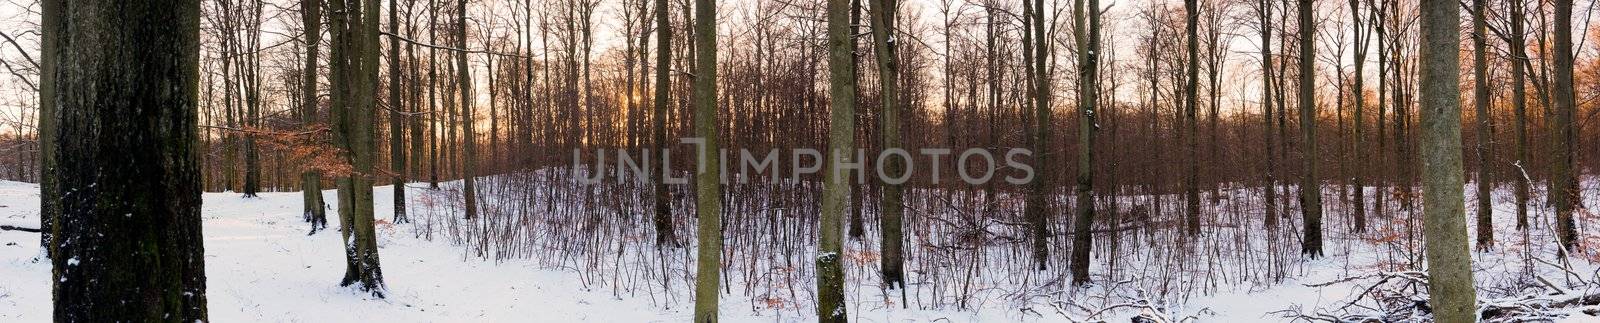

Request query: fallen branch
[{"left": 1, "top": 224, "right": 41, "bottom": 233}]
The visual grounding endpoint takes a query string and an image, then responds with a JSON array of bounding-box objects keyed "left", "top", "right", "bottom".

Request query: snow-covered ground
[{"left": 1, "top": 179, "right": 1597, "bottom": 322}]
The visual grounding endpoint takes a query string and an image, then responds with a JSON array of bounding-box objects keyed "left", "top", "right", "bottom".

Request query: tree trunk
[
  {"left": 1069, "top": 0, "right": 1100, "bottom": 285},
  {"left": 1297, "top": 0, "right": 1322, "bottom": 258},
  {"left": 1260, "top": 0, "right": 1278, "bottom": 228},
  {"left": 690, "top": 0, "right": 721, "bottom": 319},
  {"left": 457, "top": 0, "right": 479, "bottom": 220},
  {"left": 1349, "top": 0, "right": 1366, "bottom": 234},
  {"left": 1183, "top": 0, "right": 1201, "bottom": 236},
  {"left": 328, "top": 0, "right": 385, "bottom": 297},
  {"left": 37, "top": 0, "right": 58, "bottom": 255},
  {"left": 50, "top": 0, "right": 208, "bottom": 319},
  {"left": 1509, "top": 0, "right": 1530, "bottom": 231},
  {"left": 389, "top": 0, "right": 408, "bottom": 224},
  {"left": 1552, "top": 0, "right": 1578, "bottom": 252},
  {"left": 818, "top": 0, "right": 854, "bottom": 318},
  {"left": 302, "top": 0, "right": 329, "bottom": 234},
  {"left": 1472, "top": 0, "right": 1492, "bottom": 249},
  {"left": 1418, "top": 0, "right": 1477, "bottom": 320},
  {"left": 652, "top": 0, "right": 677, "bottom": 247},
  {"left": 866, "top": 0, "right": 905, "bottom": 290}
]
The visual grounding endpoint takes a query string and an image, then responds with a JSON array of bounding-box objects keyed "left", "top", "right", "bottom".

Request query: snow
[
  {"left": 0, "top": 182, "right": 718, "bottom": 322},
  {"left": 2, "top": 178, "right": 1598, "bottom": 322}
]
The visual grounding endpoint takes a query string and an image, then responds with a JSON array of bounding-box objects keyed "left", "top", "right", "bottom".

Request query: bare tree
[
  {"left": 328, "top": 0, "right": 386, "bottom": 297},
  {"left": 690, "top": 0, "right": 722, "bottom": 319},
  {"left": 1418, "top": 0, "right": 1476, "bottom": 319},
  {"left": 866, "top": 0, "right": 906, "bottom": 291},
  {"left": 818, "top": 0, "right": 855, "bottom": 318},
  {"left": 1297, "top": 0, "right": 1322, "bottom": 258},
  {"left": 1070, "top": 0, "right": 1101, "bottom": 285}
]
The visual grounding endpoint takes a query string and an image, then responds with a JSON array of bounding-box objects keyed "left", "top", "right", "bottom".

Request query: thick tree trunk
[
  {"left": 1418, "top": 0, "right": 1477, "bottom": 320},
  {"left": 50, "top": 0, "right": 208, "bottom": 319},
  {"left": 328, "top": 0, "right": 385, "bottom": 297}
]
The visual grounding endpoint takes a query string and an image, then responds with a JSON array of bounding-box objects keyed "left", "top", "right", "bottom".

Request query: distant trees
[
  {"left": 49, "top": 0, "right": 208, "bottom": 320},
  {"left": 1417, "top": 0, "right": 1476, "bottom": 320}
]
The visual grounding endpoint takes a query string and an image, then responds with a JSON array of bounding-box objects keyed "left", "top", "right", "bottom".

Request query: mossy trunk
[{"left": 690, "top": 0, "right": 721, "bottom": 320}]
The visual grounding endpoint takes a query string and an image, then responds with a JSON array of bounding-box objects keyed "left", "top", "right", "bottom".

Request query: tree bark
[
  {"left": 1552, "top": 0, "right": 1578, "bottom": 252},
  {"left": 457, "top": 0, "right": 479, "bottom": 220},
  {"left": 818, "top": 0, "right": 854, "bottom": 318},
  {"left": 1070, "top": 0, "right": 1100, "bottom": 285},
  {"left": 389, "top": 0, "right": 409, "bottom": 224},
  {"left": 867, "top": 0, "right": 905, "bottom": 290},
  {"left": 690, "top": 0, "right": 721, "bottom": 319},
  {"left": 50, "top": 0, "right": 208, "bottom": 319},
  {"left": 1472, "top": 0, "right": 1492, "bottom": 249},
  {"left": 302, "top": 0, "right": 329, "bottom": 233},
  {"left": 651, "top": 0, "right": 677, "bottom": 247},
  {"left": 328, "top": 0, "right": 386, "bottom": 297},
  {"left": 1183, "top": 0, "right": 1202, "bottom": 236},
  {"left": 1418, "top": 0, "right": 1477, "bottom": 320},
  {"left": 37, "top": 0, "right": 58, "bottom": 255},
  {"left": 1297, "top": 0, "right": 1322, "bottom": 258}
]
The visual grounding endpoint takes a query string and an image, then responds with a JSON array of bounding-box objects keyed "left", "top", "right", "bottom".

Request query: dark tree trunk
[
  {"left": 328, "top": 0, "right": 386, "bottom": 297},
  {"left": 50, "top": 0, "right": 208, "bottom": 320},
  {"left": 302, "top": 0, "right": 329, "bottom": 234}
]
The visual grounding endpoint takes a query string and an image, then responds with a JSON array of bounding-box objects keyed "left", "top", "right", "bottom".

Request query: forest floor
[{"left": 1, "top": 179, "right": 1598, "bottom": 322}]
